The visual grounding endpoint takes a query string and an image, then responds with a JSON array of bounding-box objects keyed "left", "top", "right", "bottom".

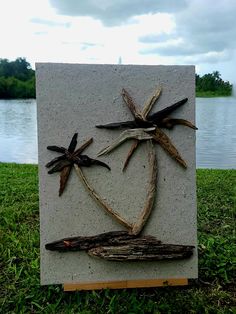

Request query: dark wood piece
[
  {"left": 45, "top": 230, "right": 194, "bottom": 261},
  {"left": 89, "top": 243, "right": 194, "bottom": 261},
  {"left": 45, "top": 231, "right": 141, "bottom": 251}
]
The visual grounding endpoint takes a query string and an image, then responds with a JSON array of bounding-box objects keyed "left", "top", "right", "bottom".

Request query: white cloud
[
  {"left": 140, "top": 0, "right": 236, "bottom": 61},
  {"left": 0, "top": 0, "right": 235, "bottom": 82},
  {"left": 49, "top": 0, "right": 187, "bottom": 26},
  {"left": 30, "top": 18, "right": 70, "bottom": 28}
]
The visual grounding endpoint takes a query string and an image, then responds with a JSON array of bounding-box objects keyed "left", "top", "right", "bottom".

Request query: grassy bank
[
  {"left": 0, "top": 163, "right": 235, "bottom": 313},
  {"left": 196, "top": 91, "right": 232, "bottom": 97}
]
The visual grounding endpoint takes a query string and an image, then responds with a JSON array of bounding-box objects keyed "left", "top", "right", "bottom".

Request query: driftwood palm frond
[
  {"left": 46, "top": 133, "right": 110, "bottom": 196},
  {"left": 96, "top": 87, "right": 197, "bottom": 170}
]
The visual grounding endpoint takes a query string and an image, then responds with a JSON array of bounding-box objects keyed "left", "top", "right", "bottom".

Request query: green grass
[{"left": 0, "top": 163, "right": 235, "bottom": 313}]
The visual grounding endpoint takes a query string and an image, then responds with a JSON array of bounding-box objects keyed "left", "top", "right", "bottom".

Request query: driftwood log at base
[
  {"left": 88, "top": 243, "right": 194, "bottom": 261},
  {"left": 45, "top": 231, "right": 194, "bottom": 261}
]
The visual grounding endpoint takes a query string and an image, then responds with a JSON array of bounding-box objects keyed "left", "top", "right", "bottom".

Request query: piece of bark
[
  {"left": 122, "top": 139, "right": 139, "bottom": 171},
  {"left": 142, "top": 86, "right": 162, "bottom": 119},
  {"left": 161, "top": 118, "right": 197, "bottom": 130},
  {"left": 74, "top": 137, "right": 93, "bottom": 155},
  {"left": 97, "top": 128, "right": 154, "bottom": 157},
  {"left": 121, "top": 88, "right": 143, "bottom": 120},
  {"left": 88, "top": 242, "right": 194, "bottom": 261},
  {"left": 59, "top": 166, "right": 72, "bottom": 196},
  {"left": 152, "top": 127, "right": 187, "bottom": 168},
  {"left": 45, "top": 231, "right": 143, "bottom": 251}
]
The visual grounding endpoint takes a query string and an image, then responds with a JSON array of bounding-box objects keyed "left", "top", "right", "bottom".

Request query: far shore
[
  {"left": 196, "top": 91, "right": 233, "bottom": 98},
  {"left": 0, "top": 93, "right": 234, "bottom": 101}
]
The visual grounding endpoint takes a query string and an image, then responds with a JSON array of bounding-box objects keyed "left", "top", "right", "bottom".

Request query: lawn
[{"left": 0, "top": 163, "right": 235, "bottom": 313}]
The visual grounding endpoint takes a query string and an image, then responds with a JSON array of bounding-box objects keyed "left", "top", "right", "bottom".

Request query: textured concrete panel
[{"left": 36, "top": 63, "right": 197, "bottom": 285}]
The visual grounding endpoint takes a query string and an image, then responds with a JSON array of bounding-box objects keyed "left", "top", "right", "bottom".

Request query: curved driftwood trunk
[
  {"left": 74, "top": 139, "right": 157, "bottom": 236},
  {"left": 131, "top": 140, "right": 157, "bottom": 235},
  {"left": 74, "top": 165, "right": 133, "bottom": 231}
]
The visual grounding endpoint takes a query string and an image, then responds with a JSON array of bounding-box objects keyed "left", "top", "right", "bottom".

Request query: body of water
[
  {"left": 0, "top": 99, "right": 37, "bottom": 164},
  {"left": 196, "top": 97, "right": 236, "bottom": 168},
  {"left": 0, "top": 98, "right": 235, "bottom": 168}
]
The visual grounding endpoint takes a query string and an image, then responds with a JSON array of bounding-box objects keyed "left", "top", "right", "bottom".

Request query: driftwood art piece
[{"left": 45, "top": 86, "right": 197, "bottom": 262}]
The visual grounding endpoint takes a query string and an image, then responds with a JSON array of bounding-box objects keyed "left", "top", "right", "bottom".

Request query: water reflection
[
  {"left": 0, "top": 99, "right": 38, "bottom": 163},
  {"left": 196, "top": 97, "right": 236, "bottom": 168},
  {"left": 0, "top": 98, "right": 235, "bottom": 168}
]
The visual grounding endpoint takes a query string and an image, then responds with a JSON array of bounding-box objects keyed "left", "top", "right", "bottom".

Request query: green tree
[
  {"left": 196, "top": 71, "right": 233, "bottom": 97},
  {"left": 0, "top": 57, "right": 35, "bottom": 99}
]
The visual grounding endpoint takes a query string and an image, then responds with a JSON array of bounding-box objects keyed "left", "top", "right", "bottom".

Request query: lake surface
[
  {"left": 0, "top": 99, "right": 37, "bottom": 164},
  {"left": 196, "top": 97, "right": 236, "bottom": 168},
  {"left": 0, "top": 98, "right": 235, "bottom": 168}
]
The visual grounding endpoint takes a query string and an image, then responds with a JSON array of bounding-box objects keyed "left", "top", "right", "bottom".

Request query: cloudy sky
[{"left": 1, "top": 0, "right": 236, "bottom": 81}]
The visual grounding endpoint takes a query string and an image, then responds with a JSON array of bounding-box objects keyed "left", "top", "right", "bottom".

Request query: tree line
[
  {"left": 0, "top": 58, "right": 35, "bottom": 99},
  {"left": 196, "top": 71, "right": 232, "bottom": 97},
  {"left": 0, "top": 58, "right": 233, "bottom": 99}
]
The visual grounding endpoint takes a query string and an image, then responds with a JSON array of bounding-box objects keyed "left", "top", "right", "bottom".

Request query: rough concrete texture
[{"left": 36, "top": 63, "right": 197, "bottom": 285}]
